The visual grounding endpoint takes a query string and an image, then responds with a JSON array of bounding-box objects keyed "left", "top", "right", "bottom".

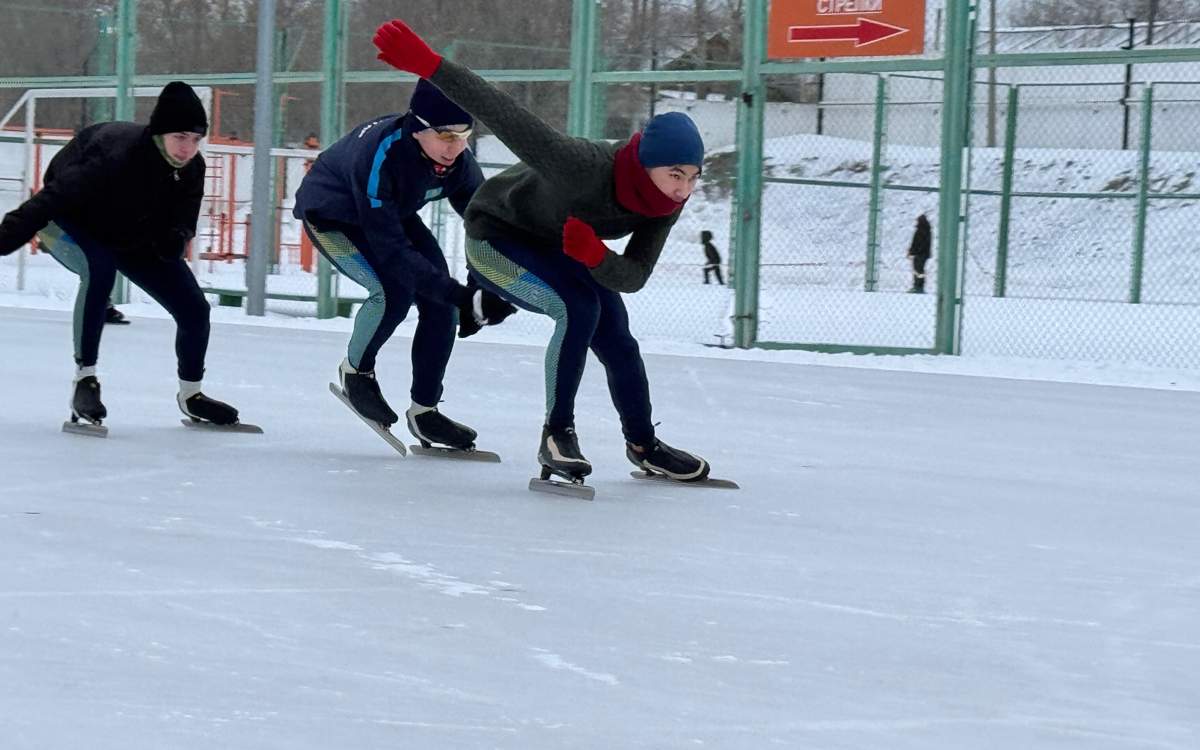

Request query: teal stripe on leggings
[
  {"left": 37, "top": 222, "right": 89, "bottom": 362},
  {"left": 465, "top": 236, "right": 566, "bottom": 419},
  {"left": 305, "top": 222, "right": 384, "bottom": 371}
]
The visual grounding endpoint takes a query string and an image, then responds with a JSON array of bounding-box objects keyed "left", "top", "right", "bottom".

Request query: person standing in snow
[
  {"left": 371, "top": 19, "right": 714, "bottom": 483},
  {"left": 292, "top": 80, "right": 516, "bottom": 449},
  {"left": 700, "top": 229, "right": 724, "bottom": 285},
  {"left": 0, "top": 81, "right": 242, "bottom": 429},
  {"left": 906, "top": 213, "right": 932, "bottom": 294}
]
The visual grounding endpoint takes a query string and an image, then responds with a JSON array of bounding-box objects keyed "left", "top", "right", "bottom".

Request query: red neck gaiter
[{"left": 613, "top": 133, "right": 684, "bottom": 218}]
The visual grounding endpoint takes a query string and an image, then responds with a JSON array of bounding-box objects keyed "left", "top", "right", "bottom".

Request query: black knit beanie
[
  {"left": 149, "top": 81, "right": 208, "bottom": 136},
  {"left": 409, "top": 79, "right": 472, "bottom": 129}
]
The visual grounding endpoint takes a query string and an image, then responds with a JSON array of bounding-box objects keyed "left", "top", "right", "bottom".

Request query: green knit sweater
[{"left": 430, "top": 59, "right": 680, "bottom": 293}]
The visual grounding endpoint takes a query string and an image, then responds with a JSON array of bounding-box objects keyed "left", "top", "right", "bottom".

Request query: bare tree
[{"left": 1011, "top": 0, "right": 1197, "bottom": 26}]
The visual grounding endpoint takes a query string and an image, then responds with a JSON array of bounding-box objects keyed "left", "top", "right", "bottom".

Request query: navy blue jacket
[{"left": 293, "top": 113, "right": 482, "bottom": 303}]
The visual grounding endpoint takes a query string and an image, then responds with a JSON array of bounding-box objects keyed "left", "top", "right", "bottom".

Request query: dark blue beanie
[
  {"left": 637, "top": 112, "right": 704, "bottom": 168},
  {"left": 409, "top": 79, "right": 473, "bottom": 129}
]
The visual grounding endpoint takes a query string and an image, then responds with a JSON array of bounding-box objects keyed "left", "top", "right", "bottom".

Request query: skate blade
[
  {"left": 328, "top": 383, "right": 407, "bottom": 456},
  {"left": 181, "top": 419, "right": 264, "bottom": 434},
  {"left": 409, "top": 445, "right": 501, "bottom": 463},
  {"left": 629, "top": 471, "right": 740, "bottom": 490},
  {"left": 528, "top": 477, "right": 595, "bottom": 501},
  {"left": 62, "top": 420, "right": 108, "bottom": 438}
]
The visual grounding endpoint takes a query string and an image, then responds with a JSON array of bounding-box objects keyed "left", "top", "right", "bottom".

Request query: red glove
[
  {"left": 372, "top": 19, "right": 442, "bottom": 79},
  {"left": 562, "top": 217, "right": 607, "bottom": 269}
]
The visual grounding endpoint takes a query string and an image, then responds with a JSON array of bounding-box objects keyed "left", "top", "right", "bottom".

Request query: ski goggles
[{"left": 414, "top": 114, "right": 473, "bottom": 142}]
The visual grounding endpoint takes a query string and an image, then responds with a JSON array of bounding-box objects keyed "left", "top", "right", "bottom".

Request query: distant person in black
[
  {"left": 0, "top": 81, "right": 242, "bottom": 428},
  {"left": 701, "top": 229, "right": 724, "bottom": 285},
  {"left": 907, "top": 213, "right": 932, "bottom": 293}
]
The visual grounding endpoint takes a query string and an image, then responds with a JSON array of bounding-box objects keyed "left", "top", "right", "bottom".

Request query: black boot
[
  {"left": 178, "top": 392, "right": 239, "bottom": 425},
  {"left": 339, "top": 361, "right": 398, "bottom": 427},
  {"left": 539, "top": 424, "right": 591, "bottom": 478},
  {"left": 627, "top": 438, "right": 710, "bottom": 482},
  {"left": 105, "top": 305, "right": 130, "bottom": 325},
  {"left": 72, "top": 375, "right": 107, "bottom": 424},
  {"left": 406, "top": 406, "right": 478, "bottom": 450}
]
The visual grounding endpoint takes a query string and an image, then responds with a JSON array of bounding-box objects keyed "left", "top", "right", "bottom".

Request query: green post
[
  {"left": 1130, "top": 84, "right": 1153, "bottom": 304},
  {"left": 567, "top": 0, "right": 598, "bottom": 137},
  {"left": 864, "top": 75, "right": 888, "bottom": 292},
  {"left": 933, "top": 0, "right": 972, "bottom": 354},
  {"left": 112, "top": 0, "right": 137, "bottom": 305},
  {"left": 994, "top": 85, "right": 1019, "bottom": 297},
  {"left": 316, "top": 0, "right": 344, "bottom": 319},
  {"left": 91, "top": 10, "right": 116, "bottom": 123},
  {"left": 730, "top": 0, "right": 766, "bottom": 348}
]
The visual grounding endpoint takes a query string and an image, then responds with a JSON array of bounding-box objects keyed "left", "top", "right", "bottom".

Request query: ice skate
[
  {"left": 626, "top": 438, "right": 709, "bottom": 482},
  {"left": 178, "top": 382, "right": 261, "bottom": 433},
  {"left": 627, "top": 438, "right": 739, "bottom": 489},
  {"left": 62, "top": 373, "right": 109, "bottom": 437},
  {"left": 338, "top": 359, "right": 398, "bottom": 427},
  {"left": 529, "top": 425, "right": 594, "bottom": 500},
  {"left": 406, "top": 405, "right": 500, "bottom": 462}
]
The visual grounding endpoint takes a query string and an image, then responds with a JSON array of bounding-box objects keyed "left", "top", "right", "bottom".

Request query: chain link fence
[
  {"left": 2, "top": 6, "right": 1200, "bottom": 369},
  {"left": 959, "top": 62, "right": 1200, "bottom": 368}
]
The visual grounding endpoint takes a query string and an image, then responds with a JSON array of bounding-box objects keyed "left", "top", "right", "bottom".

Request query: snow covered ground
[{"left": 2, "top": 306, "right": 1199, "bottom": 749}]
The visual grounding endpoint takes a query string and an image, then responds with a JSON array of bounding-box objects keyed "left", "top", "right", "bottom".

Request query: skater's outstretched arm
[
  {"left": 372, "top": 20, "right": 609, "bottom": 186},
  {"left": 0, "top": 144, "right": 108, "bottom": 255}
]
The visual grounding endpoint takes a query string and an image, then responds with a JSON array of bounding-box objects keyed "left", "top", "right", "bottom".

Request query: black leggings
[{"left": 39, "top": 221, "right": 210, "bottom": 380}]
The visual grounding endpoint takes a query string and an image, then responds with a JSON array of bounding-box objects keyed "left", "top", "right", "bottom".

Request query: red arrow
[{"left": 788, "top": 18, "right": 908, "bottom": 47}]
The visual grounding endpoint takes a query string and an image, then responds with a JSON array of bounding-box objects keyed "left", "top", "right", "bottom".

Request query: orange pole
[
  {"left": 300, "top": 228, "right": 313, "bottom": 273},
  {"left": 226, "top": 154, "right": 238, "bottom": 257},
  {"left": 29, "top": 138, "right": 43, "bottom": 253}
]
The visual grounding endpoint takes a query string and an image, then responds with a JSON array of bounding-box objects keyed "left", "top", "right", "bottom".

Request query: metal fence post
[
  {"left": 567, "top": 0, "right": 598, "bottom": 138},
  {"left": 111, "top": 0, "right": 138, "bottom": 305},
  {"left": 1130, "top": 84, "right": 1153, "bottom": 304},
  {"left": 730, "top": 0, "right": 766, "bottom": 348},
  {"left": 865, "top": 75, "right": 889, "bottom": 292},
  {"left": 934, "top": 0, "right": 973, "bottom": 354},
  {"left": 246, "top": 0, "right": 276, "bottom": 316},
  {"left": 994, "top": 84, "right": 1019, "bottom": 298},
  {"left": 316, "top": 0, "right": 343, "bottom": 319}
]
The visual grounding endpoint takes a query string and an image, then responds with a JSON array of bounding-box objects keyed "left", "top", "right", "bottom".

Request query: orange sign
[{"left": 768, "top": 0, "right": 926, "bottom": 59}]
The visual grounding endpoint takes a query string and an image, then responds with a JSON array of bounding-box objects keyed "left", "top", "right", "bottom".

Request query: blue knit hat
[
  {"left": 637, "top": 112, "right": 704, "bottom": 168},
  {"left": 409, "top": 79, "right": 473, "bottom": 129}
]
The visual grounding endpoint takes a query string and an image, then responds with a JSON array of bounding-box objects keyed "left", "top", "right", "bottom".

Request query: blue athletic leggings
[
  {"left": 38, "top": 221, "right": 210, "bottom": 381},
  {"left": 303, "top": 220, "right": 455, "bottom": 408},
  {"left": 465, "top": 234, "right": 654, "bottom": 446}
]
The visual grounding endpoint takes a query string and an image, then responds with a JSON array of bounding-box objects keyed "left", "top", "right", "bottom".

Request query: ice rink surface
[{"left": 2, "top": 307, "right": 1198, "bottom": 749}]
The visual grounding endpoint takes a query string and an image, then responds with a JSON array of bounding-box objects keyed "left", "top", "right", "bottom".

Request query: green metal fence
[{"left": 2, "top": 1, "right": 1200, "bottom": 368}]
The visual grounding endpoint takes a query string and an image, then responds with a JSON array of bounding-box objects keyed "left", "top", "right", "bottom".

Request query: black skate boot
[
  {"left": 178, "top": 391, "right": 240, "bottom": 425},
  {"left": 71, "top": 375, "right": 107, "bottom": 424},
  {"left": 627, "top": 438, "right": 710, "bottom": 482},
  {"left": 339, "top": 360, "right": 398, "bottom": 427},
  {"left": 104, "top": 305, "right": 130, "bottom": 325},
  {"left": 406, "top": 405, "right": 478, "bottom": 450},
  {"left": 538, "top": 425, "right": 592, "bottom": 479}
]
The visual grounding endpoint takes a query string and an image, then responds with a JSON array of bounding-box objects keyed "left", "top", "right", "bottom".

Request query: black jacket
[
  {"left": 907, "top": 216, "right": 932, "bottom": 260},
  {"left": 0, "top": 122, "right": 205, "bottom": 255}
]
